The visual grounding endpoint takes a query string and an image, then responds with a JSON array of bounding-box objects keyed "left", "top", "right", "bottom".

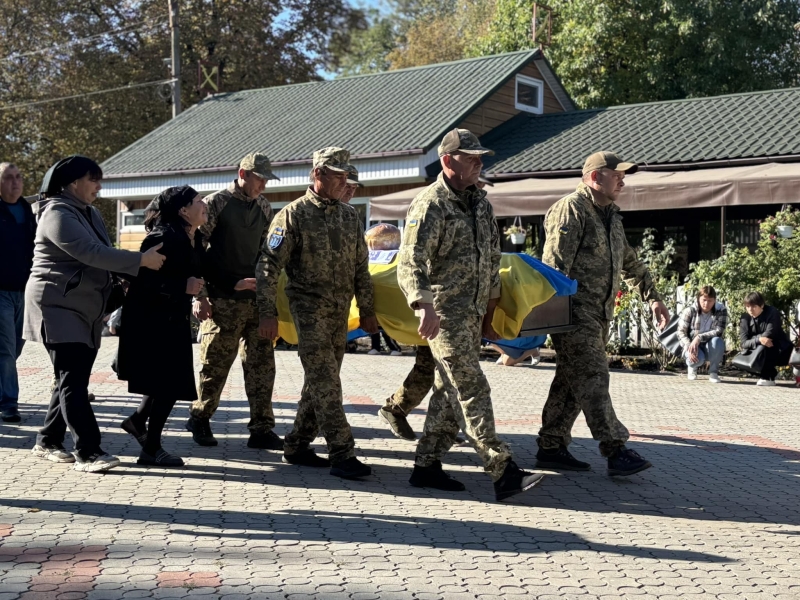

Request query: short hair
[
  {"left": 0, "top": 162, "right": 17, "bottom": 179},
  {"left": 697, "top": 286, "right": 717, "bottom": 299},
  {"left": 744, "top": 291, "right": 765, "bottom": 307}
]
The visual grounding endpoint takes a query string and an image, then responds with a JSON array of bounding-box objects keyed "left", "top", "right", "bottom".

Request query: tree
[
  {"left": 337, "top": 9, "right": 397, "bottom": 76},
  {"left": 0, "top": 0, "right": 365, "bottom": 241},
  {"left": 473, "top": 0, "right": 800, "bottom": 108}
]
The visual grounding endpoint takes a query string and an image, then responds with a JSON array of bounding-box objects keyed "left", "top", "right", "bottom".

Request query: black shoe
[
  {"left": 248, "top": 430, "right": 284, "bottom": 450},
  {"left": 1, "top": 409, "right": 21, "bottom": 423},
  {"left": 536, "top": 445, "right": 591, "bottom": 471},
  {"left": 137, "top": 448, "right": 184, "bottom": 467},
  {"left": 409, "top": 461, "right": 466, "bottom": 492},
  {"left": 120, "top": 416, "right": 148, "bottom": 447},
  {"left": 330, "top": 457, "right": 371, "bottom": 479},
  {"left": 185, "top": 416, "right": 218, "bottom": 447},
  {"left": 494, "top": 460, "right": 545, "bottom": 502},
  {"left": 282, "top": 449, "right": 330, "bottom": 467},
  {"left": 607, "top": 447, "right": 652, "bottom": 476},
  {"left": 378, "top": 407, "right": 416, "bottom": 442},
  {"left": 88, "top": 393, "right": 96, "bottom": 403},
  {"left": 454, "top": 435, "right": 467, "bottom": 446}
]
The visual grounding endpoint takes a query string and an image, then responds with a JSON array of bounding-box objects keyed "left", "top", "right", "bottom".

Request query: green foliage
[
  {"left": 472, "top": 0, "right": 800, "bottom": 108},
  {"left": 687, "top": 207, "right": 800, "bottom": 345},
  {"left": 338, "top": 10, "right": 397, "bottom": 76}
]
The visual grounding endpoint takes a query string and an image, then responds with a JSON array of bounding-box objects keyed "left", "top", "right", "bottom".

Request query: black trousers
[
  {"left": 760, "top": 344, "right": 793, "bottom": 381},
  {"left": 37, "top": 342, "right": 101, "bottom": 459}
]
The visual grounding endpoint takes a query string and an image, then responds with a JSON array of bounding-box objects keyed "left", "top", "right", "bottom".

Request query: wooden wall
[{"left": 457, "top": 62, "right": 564, "bottom": 136}]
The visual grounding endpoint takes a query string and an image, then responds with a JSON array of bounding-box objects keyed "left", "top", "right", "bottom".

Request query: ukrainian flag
[{"left": 276, "top": 253, "right": 576, "bottom": 345}]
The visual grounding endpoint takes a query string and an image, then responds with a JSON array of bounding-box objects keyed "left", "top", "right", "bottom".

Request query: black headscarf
[
  {"left": 145, "top": 185, "right": 199, "bottom": 231},
  {"left": 42, "top": 155, "right": 102, "bottom": 195}
]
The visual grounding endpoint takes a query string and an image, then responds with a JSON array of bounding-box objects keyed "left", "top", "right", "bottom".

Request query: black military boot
[
  {"left": 330, "top": 457, "right": 372, "bottom": 479},
  {"left": 535, "top": 445, "right": 591, "bottom": 471},
  {"left": 282, "top": 448, "right": 330, "bottom": 467},
  {"left": 377, "top": 406, "right": 416, "bottom": 441},
  {"left": 494, "top": 460, "right": 544, "bottom": 502},
  {"left": 409, "top": 460, "right": 466, "bottom": 492},
  {"left": 607, "top": 447, "right": 652, "bottom": 476},
  {"left": 248, "top": 430, "right": 283, "bottom": 450},
  {"left": 185, "top": 416, "right": 218, "bottom": 447}
]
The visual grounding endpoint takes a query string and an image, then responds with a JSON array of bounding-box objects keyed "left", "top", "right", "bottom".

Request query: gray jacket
[{"left": 23, "top": 192, "right": 141, "bottom": 348}]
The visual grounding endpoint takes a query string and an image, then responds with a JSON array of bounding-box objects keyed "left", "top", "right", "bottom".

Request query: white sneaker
[
  {"left": 757, "top": 379, "right": 776, "bottom": 387},
  {"left": 367, "top": 349, "right": 380, "bottom": 356},
  {"left": 495, "top": 356, "right": 504, "bottom": 365},
  {"left": 390, "top": 350, "right": 402, "bottom": 356},
  {"left": 708, "top": 373, "right": 721, "bottom": 383},
  {"left": 687, "top": 368, "right": 697, "bottom": 381},
  {"left": 530, "top": 355, "right": 542, "bottom": 366},
  {"left": 32, "top": 444, "right": 75, "bottom": 463},
  {"left": 73, "top": 452, "right": 121, "bottom": 473}
]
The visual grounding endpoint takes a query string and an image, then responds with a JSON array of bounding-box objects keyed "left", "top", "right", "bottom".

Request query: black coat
[
  {"left": 117, "top": 224, "right": 205, "bottom": 399},
  {"left": 739, "top": 305, "right": 792, "bottom": 351}
]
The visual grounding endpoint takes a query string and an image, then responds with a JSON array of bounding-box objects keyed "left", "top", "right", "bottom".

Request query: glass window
[{"left": 515, "top": 75, "right": 544, "bottom": 114}]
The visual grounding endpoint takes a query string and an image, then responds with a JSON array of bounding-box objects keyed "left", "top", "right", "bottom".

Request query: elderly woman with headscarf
[
  {"left": 25, "top": 155, "right": 166, "bottom": 473},
  {"left": 117, "top": 186, "right": 207, "bottom": 466}
]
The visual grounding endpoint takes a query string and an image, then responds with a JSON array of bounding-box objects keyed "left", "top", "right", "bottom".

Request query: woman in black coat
[
  {"left": 738, "top": 291, "right": 793, "bottom": 386},
  {"left": 117, "top": 186, "right": 207, "bottom": 466}
]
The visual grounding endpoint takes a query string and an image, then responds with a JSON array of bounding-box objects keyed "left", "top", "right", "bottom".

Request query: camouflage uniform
[
  {"left": 398, "top": 172, "right": 512, "bottom": 481},
  {"left": 539, "top": 182, "right": 660, "bottom": 456},
  {"left": 191, "top": 178, "right": 277, "bottom": 434},
  {"left": 256, "top": 151, "right": 375, "bottom": 463},
  {"left": 382, "top": 345, "right": 435, "bottom": 416}
]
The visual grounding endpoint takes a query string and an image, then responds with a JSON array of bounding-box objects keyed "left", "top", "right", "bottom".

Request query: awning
[{"left": 369, "top": 162, "right": 800, "bottom": 220}]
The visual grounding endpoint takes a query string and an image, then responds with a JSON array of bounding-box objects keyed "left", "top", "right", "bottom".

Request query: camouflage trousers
[
  {"left": 283, "top": 305, "right": 355, "bottom": 464},
  {"left": 538, "top": 311, "right": 629, "bottom": 456},
  {"left": 191, "top": 298, "right": 275, "bottom": 433},
  {"left": 416, "top": 313, "right": 512, "bottom": 481},
  {"left": 383, "top": 345, "right": 435, "bottom": 415}
]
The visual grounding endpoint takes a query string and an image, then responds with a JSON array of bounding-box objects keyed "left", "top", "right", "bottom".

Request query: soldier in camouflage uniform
[
  {"left": 186, "top": 153, "right": 283, "bottom": 450},
  {"left": 256, "top": 147, "right": 378, "bottom": 480},
  {"left": 398, "top": 128, "right": 544, "bottom": 502},
  {"left": 537, "top": 151, "right": 670, "bottom": 477}
]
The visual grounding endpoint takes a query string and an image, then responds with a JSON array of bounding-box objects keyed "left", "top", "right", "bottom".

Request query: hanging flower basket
[
  {"left": 510, "top": 232, "right": 526, "bottom": 245},
  {"left": 504, "top": 217, "right": 528, "bottom": 245},
  {"left": 777, "top": 225, "right": 793, "bottom": 238}
]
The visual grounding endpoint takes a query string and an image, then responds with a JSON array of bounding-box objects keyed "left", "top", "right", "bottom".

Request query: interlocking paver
[{"left": 1, "top": 340, "right": 800, "bottom": 599}]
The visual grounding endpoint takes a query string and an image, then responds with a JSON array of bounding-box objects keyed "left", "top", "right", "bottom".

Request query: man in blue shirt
[{"left": 0, "top": 163, "right": 35, "bottom": 423}]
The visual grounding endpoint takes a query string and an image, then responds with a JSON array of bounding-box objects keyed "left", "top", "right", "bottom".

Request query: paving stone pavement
[{"left": 1, "top": 339, "right": 800, "bottom": 599}]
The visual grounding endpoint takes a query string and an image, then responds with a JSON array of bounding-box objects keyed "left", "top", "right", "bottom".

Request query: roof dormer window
[{"left": 515, "top": 74, "right": 544, "bottom": 114}]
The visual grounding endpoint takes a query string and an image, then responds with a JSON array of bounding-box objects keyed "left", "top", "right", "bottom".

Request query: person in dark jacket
[
  {"left": 117, "top": 186, "right": 207, "bottom": 466},
  {"left": 25, "top": 156, "right": 166, "bottom": 473},
  {"left": 738, "top": 291, "right": 792, "bottom": 386},
  {"left": 0, "top": 163, "right": 35, "bottom": 423}
]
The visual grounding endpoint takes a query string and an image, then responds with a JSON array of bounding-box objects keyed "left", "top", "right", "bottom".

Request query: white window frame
[
  {"left": 120, "top": 209, "right": 146, "bottom": 232},
  {"left": 515, "top": 74, "right": 544, "bottom": 114}
]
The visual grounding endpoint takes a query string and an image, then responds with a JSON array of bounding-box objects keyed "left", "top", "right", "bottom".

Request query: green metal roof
[
  {"left": 483, "top": 87, "right": 800, "bottom": 175},
  {"left": 102, "top": 51, "right": 542, "bottom": 176}
]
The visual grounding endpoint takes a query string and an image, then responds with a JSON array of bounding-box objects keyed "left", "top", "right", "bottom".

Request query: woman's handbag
[
  {"left": 789, "top": 347, "right": 800, "bottom": 368},
  {"left": 731, "top": 345, "right": 767, "bottom": 374},
  {"left": 657, "top": 315, "right": 684, "bottom": 358}
]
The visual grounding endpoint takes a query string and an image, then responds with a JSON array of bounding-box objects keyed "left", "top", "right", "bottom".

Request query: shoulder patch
[
  {"left": 558, "top": 226, "right": 569, "bottom": 235},
  {"left": 267, "top": 227, "right": 284, "bottom": 249},
  {"left": 408, "top": 219, "right": 418, "bottom": 227}
]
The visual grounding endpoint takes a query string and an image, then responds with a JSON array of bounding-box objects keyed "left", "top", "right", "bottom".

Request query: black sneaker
[
  {"left": 185, "top": 416, "right": 218, "bottom": 447},
  {"left": 536, "top": 445, "right": 591, "bottom": 471},
  {"left": 330, "top": 457, "right": 372, "bottom": 479},
  {"left": 282, "top": 449, "right": 330, "bottom": 467},
  {"left": 409, "top": 461, "right": 466, "bottom": 492},
  {"left": 137, "top": 448, "right": 184, "bottom": 467},
  {"left": 454, "top": 435, "right": 467, "bottom": 446},
  {"left": 1, "top": 409, "right": 21, "bottom": 423},
  {"left": 248, "top": 430, "right": 284, "bottom": 450},
  {"left": 607, "top": 447, "right": 652, "bottom": 476},
  {"left": 120, "top": 416, "right": 148, "bottom": 447},
  {"left": 494, "top": 460, "right": 545, "bottom": 502},
  {"left": 377, "top": 407, "right": 416, "bottom": 442}
]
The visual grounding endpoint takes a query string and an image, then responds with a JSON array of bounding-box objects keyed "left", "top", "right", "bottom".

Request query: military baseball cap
[
  {"left": 312, "top": 147, "right": 350, "bottom": 172},
  {"left": 345, "top": 164, "right": 364, "bottom": 187},
  {"left": 437, "top": 128, "right": 495, "bottom": 157},
  {"left": 239, "top": 153, "right": 280, "bottom": 181},
  {"left": 582, "top": 151, "right": 638, "bottom": 176}
]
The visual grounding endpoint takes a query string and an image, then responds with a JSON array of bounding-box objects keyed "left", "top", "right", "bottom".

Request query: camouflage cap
[
  {"left": 582, "top": 151, "right": 637, "bottom": 176},
  {"left": 437, "top": 128, "right": 495, "bottom": 157},
  {"left": 345, "top": 164, "right": 364, "bottom": 187},
  {"left": 239, "top": 153, "right": 280, "bottom": 181},
  {"left": 312, "top": 147, "right": 350, "bottom": 172}
]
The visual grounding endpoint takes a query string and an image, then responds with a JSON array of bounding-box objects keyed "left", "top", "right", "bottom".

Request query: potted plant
[{"left": 504, "top": 217, "right": 528, "bottom": 245}]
